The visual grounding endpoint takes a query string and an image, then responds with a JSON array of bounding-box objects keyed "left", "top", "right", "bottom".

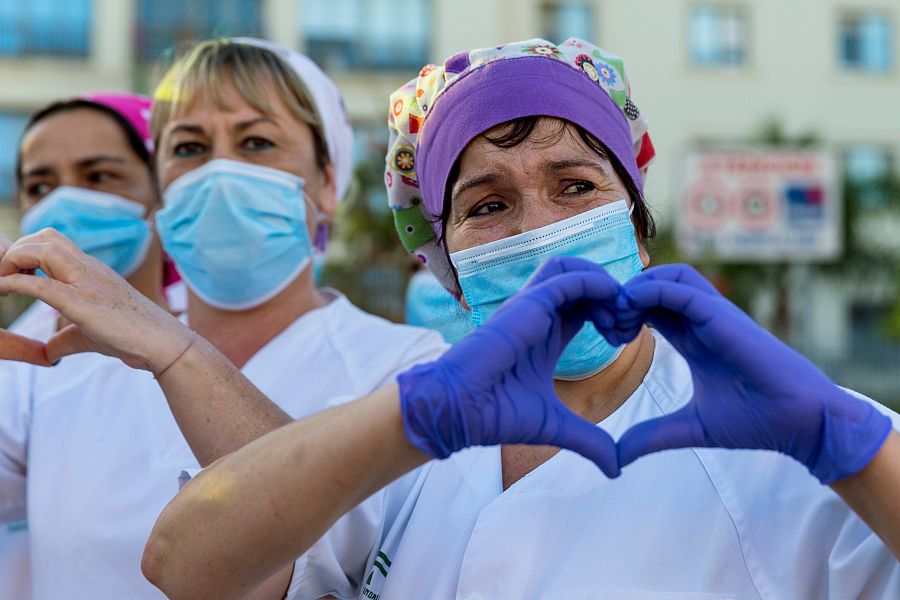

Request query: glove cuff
[
  {"left": 810, "top": 390, "right": 893, "bottom": 484},
  {"left": 397, "top": 361, "right": 465, "bottom": 460}
]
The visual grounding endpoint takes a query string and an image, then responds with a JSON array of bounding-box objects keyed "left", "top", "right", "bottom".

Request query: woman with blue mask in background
[
  {"left": 0, "top": 39, "right": 445, "bottom": 599},
  {"left": 1, "top": 92, "right": 187, "bottom": 600},
  {"left": 403, "top": 264, "right": 471, "bottom": 342},
  {"left": 10, "top": 93, "right": 186, "bottom": 340}
]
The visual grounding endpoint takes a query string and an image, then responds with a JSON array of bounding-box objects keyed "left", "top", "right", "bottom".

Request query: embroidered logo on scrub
[{"left": 362, "top": 550, "right": 392, "bottom": 600}]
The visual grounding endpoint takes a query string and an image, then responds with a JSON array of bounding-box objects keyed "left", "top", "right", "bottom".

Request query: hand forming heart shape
[
  {"left": 0, "top": 229, "right": 194, "bottom": 374},
  {"left": 401, "top": 256, "right": 893, "bottom": 484},
  {"left": 0, "top": 328, "right": 55, "bottom": 367}
]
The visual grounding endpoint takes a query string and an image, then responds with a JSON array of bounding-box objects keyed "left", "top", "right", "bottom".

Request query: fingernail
[{"left": 51, "top": 359, "right": 61, "bottom": 367}]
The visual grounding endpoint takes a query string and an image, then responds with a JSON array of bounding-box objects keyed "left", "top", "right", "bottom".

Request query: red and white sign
[{"left": 677, "top": 149, "right": 841, "bottom": 262}]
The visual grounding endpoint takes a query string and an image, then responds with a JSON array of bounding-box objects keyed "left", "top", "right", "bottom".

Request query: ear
[
  {"left": 638, "top": 241, "right": 651, "bottom": 269},
  {"left": 314, "top": 162, "right": 338, "bottom": 221},
  {"left": 628, "top": 204, "right": 651, "bottom": 269}
]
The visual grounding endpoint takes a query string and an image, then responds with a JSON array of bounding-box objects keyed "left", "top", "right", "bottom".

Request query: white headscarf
[{"left": 233, "top": 38, "right": 355, "bottom": 201}]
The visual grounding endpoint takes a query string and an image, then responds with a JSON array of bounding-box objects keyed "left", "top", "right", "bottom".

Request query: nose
[
  {"left": 210, "top": 145, "right": 242, "bottom": 162},
  {"left": 56, "top": 169, "right": 82, "bottom": 190},
  {"left": 517, "top": 192, "right": 567, "bottom": 234}
]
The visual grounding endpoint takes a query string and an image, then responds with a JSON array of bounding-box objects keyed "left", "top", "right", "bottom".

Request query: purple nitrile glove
[
  {"left": 615, "top": 264, "right": 893, "bottom": 484},
  {"left": 397, "top": 257, "right": 623, "bottom": 477}
]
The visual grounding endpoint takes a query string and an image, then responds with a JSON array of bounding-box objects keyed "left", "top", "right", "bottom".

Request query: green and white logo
[{"left": 362, "top": 550, "right": 392, "bottom": 600}]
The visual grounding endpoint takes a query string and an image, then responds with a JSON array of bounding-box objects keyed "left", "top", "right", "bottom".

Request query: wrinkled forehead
[
  {"left": 451, "top": 117, "right": 613, "bottom": 192},
  {"left": 460, "top": 117, "right": 607, "bottom": 164}
]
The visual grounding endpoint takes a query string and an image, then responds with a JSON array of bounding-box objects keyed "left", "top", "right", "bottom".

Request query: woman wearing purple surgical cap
[
  {"left": 0, "top": 39, "right": 446, "bottom": 599},
  {"left": 2, "top": 39, "right": 899, "bottom": 598},
  {"left": 134, "top": 38, "right": 899, "bottom": 598}
]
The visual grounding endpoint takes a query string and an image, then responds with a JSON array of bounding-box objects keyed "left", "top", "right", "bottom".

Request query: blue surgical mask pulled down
[
  {"left": 156, "top": 159, "right": 315, "bottom": 311},
  {"left": 449, "top": 200, "right": 643, "bottom": 380},
  {"left": 20, "top": 186, "right": 151, "bottom": 277}
]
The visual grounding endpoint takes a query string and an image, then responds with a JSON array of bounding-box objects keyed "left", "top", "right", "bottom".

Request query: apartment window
[
  {"left": 0, "top": 113, "right": 30, "bottom": 203},
  {"left": 839, "top": 12, "right": 892, "bottom": 73},
  {"left": 303, "top": 0, "right": 430, "bottom": 71},
  {"left": 136, "top": 0, "right": 263, "bottom": 61},
  {"left": 689, "top": 5, "right": 747, "bottom": 67},
  {"left": 844, "top": 145, "right": 893, "bottom": 207},
  {"left": 0, "top": 0, "right": 91, "bottom": 57},
  {"left": 540, "top": 2, "right": 594, "bottom": 44}
]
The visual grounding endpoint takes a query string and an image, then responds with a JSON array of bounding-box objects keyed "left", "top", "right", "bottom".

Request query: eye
[
  {"left": 468, "top": 200, "right": 506, "bottom": 218},
  {"left": 241, "top": 136, "right": 274, "bottom": 152},
  {"left": 562, "top": 180, "right": 596, "bottom": 195},
  {"left": 26, "top": 182, "right": 53, "bottom": 199},
  {"left": 173, "top": 141, "right": 207, "bottom": 158},
  {"left": 87, "top": 171, "right": 116, "bottom": 184}
]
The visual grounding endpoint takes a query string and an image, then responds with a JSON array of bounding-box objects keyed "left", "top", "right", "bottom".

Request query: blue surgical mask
[
  {"left": 449, "top": 200, "right": 643, "bottom": 380},
  {"left": 20, "top": 186, "right": 152, "bottom": 277},
  {"left": 405, "top": 270, "right": 474, "bottom": 343},
  {"left": 156, "top": 159, "right": 315, "bottom": 311}
]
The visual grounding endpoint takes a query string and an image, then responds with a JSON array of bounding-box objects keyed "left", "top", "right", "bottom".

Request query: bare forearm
[
  {"left": 831, "top": 430, "right": 900, "bottom": 559},
  {"left": 155, "top": 334, "right": 292, "bottom": 466},
  {"left": 143, "top": 384, "right": 428, "bottom": 599}
]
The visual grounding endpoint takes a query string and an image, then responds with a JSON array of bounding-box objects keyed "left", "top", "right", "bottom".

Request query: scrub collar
[{"left": 385, "top": 38, "right": 655, "bottom": 295}]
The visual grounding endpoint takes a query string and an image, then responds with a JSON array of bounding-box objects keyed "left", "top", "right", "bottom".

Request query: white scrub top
[
  {"left": 0, "top": 292, "right": 446, "bottom": 600},
  {"left": 0, "top": 284, "right": 188, "bottom": 600},
  {"left": 288, "top": 330, "right": 900, "bottom": 600}
]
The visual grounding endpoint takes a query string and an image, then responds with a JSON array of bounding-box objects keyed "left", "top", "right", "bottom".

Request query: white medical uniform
[
  {"left": 0, "top": 292, "right": 446, "bottom": 599},
  {"left": 288, "top": 330, "right": 900, "bottom": 600},
  {"left": 0, "top": 284, "right": 188, "bottom": 600}
]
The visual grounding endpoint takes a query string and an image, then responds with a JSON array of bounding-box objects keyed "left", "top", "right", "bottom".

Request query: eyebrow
[
  {"left": 452, "top": 172, "right": 503, "bottom": 201},
  {"left": 77, "top": 155, "right": 128, "bottom": 169},
  {"left": 21, "top": 165, "right": 55, "bottom": 179},
  {"left": 545, "top": 158, "right": 609, "bottom": 177},
  {"left": 168, "top": 123, "right": 207, "bottom": 137},
  {"left": 167, "top": 117, "right": 274, "bottom": 138},
  {"left": 21, "top": 155, "right": 126, "bottom": 179},
  {"left": 233, "top": 116, "right": 274, "bottom": 133}
]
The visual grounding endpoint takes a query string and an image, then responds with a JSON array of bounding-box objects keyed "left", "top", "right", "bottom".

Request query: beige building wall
[
  {"left": 0, "top": 0, "right": 134, "bottom": 110},
  {"left": 2, "top": 0, "right": 898, "bottom": 221},
  {"left": 598, "top": 0, "right": 900, "bottom": 218},
  {"left": 294, "top": 0, "right": 900, "bottom": 222}
]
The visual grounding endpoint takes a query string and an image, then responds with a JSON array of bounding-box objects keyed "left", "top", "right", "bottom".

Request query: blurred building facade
[{"left": 1, "top": 0, "right": 899, "bottom": 401}]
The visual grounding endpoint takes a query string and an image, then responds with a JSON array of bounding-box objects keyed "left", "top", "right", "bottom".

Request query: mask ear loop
[
  {"left": 302, "top": 190, "right": 330, "bottom": 253},
  {"left": 314, "top": 223, "right": 329, "bottom": 252}
]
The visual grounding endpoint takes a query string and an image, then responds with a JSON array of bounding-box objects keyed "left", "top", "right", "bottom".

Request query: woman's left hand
[
  {"left": 0, "top": 329, "right": 53, "bottom": 366},
  {"left": 0, "top": 228, "right": 193, "bottom": 372},
  {"left": 615, "top": 264, "right": 893, "bottom": 484},
  {"left": 0, "top": 232, "right": 53, "bottom": 366}
]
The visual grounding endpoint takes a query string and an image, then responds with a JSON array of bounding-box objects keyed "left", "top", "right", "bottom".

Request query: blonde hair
[{"left": 151, "top": 39, "right": 329, "bottom": 171}]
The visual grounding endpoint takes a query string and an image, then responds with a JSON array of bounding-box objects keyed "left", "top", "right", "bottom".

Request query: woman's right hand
[
  {"left": 397, "top": 256, "right": 624, "bottom": 477},
  {"left": 0, "top": 228, "right": 194, "bottom": 372}
]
